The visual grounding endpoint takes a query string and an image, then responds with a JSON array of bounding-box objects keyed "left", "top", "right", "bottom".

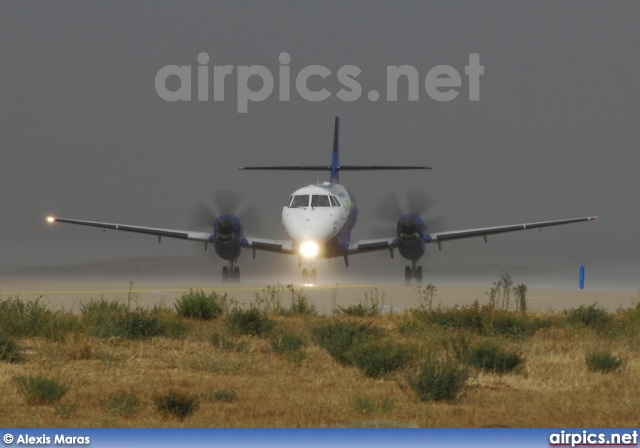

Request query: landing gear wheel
[
  {"left": 404, "top": 266, "right": 411, "bottom": 284},
  {"left": 222, "top": 266, "right": 230, "bottom": 282},
  {"left": 302, "top": 268, "right": 309, "bottom": 282},
  {"left": 232, "top": 266, "right": 240, "bottom": 283},
  {"left": 416, "top": 266, "right": 423, "bottom": 285},
  {"left": 310, "top": 268, "right": 317, "bottom": 282}
]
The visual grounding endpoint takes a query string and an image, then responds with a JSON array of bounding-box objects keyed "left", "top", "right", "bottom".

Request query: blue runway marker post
[{"left": 579, "top": 264, "right": 585, "bottom": 290}]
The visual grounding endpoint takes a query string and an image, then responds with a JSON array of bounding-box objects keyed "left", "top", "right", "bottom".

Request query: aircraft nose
[{"left": 287, "top": 211, "right": 336, "bottom": 242}]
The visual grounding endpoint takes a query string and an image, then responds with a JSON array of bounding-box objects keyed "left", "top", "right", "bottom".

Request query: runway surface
[{"left": 1, "top": 280, "right": 636, "bottom": 313}]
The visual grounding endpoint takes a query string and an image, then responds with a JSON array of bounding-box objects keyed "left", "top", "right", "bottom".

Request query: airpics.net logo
[{"left": 154, "top": 52, "right": 484, "bottom": 113}]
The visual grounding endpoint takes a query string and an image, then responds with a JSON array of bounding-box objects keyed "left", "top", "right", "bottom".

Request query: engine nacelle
[
  {"left": 396, "top": 214, "right": 426, "bottom": 261},
  {"left": 211, "top": 214, "right": 244, "bottom": 261}
]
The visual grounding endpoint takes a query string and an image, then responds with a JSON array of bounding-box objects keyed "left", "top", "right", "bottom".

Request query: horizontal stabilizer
[{"left": 240, "top": 165, "right": 431, "bottom": 171}]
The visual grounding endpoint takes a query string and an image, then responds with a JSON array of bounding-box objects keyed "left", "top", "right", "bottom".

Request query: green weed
[
  {"left": 13, "top": 375, "right": 69, "bottom": 405},
  {"left": 153, "top": 389, "right": 199, "bottom": 420}
]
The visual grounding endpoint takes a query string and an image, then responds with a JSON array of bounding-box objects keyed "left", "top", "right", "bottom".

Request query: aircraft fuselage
[{"left": 282, "top": 182, "right": 358, "bottom": 259}]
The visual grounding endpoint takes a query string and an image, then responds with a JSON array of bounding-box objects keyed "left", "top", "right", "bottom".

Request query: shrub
[
  {"left": 0, "top": 334, "right": 23, "bottom": 363},
  {"left": 201, "top": 389, "right": 238, "bottom": 403},
  {"left": 467, "top": 341, "right": 523, "bottom": 374},
  {"left": 271, "top": 330, "right": 306, "bottom": 363},
  {"left": 211, "top": 333, "right": 249, "bottom": 352},
  {"left": 285, "top": 285, "right": 317, "bottom": 316},
  {"left": 0, "top": 296, "right": 81, "bottom": 340},
  {"left": 586, "top": 350, "right": 623, "bottom": 373},
  {"left": 120, "top": 310, "right": 161, "bottom": 339},
  {"left": 101, "top": 390, "right": 142, "bottom": 417},
  {"left": 13, "top": 375, "right": 69, "bottom": 404},
  {"left": 81, "top": 299, "right": 185, "bottom": 339},
  {"left": 566, "top": 304, "right": 612, "bottom": 329},
  {"left": 407, "top": 356, "right": 468, "bottom": 402},
  {"left": 426, "top": 302, "right": 485, "bottom": 333},
  {"left": 226, "top": 307, "right": 274, "bottom": 337},
  {"left": 174, "top": 289, "right": 228, "bottom": 319},
  {"left": 270, "top": 331, "right": 305, "bottom": 354},
  {"left": 335, "top": 303, "right": 370, "bottom": 317},
  {"left": 335, "top": 288, "right": 385, "bottom": 316},
  {"left": 348, "top": 339, "right": 415, "bottom": 378},
  {"left": 153, "top": 389, "right": 199, "bottom": 420},
  {"left": 311, "top": 320, "right": 378, "bottom": 366}
]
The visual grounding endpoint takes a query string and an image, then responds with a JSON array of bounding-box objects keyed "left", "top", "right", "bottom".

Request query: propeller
[
  {"left": 372, "top": 189, "right": 446, "bottom": 235},
  {"left": 188, "top": 189, "right": 262, "bottom": 234}
]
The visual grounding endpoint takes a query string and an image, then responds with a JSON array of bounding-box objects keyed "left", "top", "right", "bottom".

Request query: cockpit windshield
[
  {"left": 289, "top": 195, "right": 310, "bottom": 208},
  {"left": 311, "top": 195, "right": 331, "bottom": 207}
]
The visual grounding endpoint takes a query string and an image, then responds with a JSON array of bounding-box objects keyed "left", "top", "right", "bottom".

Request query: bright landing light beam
[
  {"left": 46, "top": 216, "right": 56, "bottom": 224},
  {"left": 300, "top": 241, "right": 319, "bottom": 258}
]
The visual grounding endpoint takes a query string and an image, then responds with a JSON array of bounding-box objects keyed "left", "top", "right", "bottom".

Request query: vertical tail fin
[{"left": 330, "top": 115, "right": 340, "bottom": 183}]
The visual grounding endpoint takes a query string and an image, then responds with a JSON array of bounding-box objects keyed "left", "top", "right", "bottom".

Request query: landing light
[
  {"left": 46, "top": 216, "right": 55, "bottom": 224},
  {"left": 300, "top": 241, "right": 319, "bottom": 258}
]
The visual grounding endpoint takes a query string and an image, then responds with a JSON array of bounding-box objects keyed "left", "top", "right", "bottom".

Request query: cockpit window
[
  {"left": 311, "top": 195, "right": 331, "bottom": 207},
  {"left": 330, "top": 196, "right": 340, "bottom": 207},
  {"left": 285, "top": 195, "right": 293, "bottom": 207},
  {"left": 289, "top": 195, "right": 310, "bottom": 208}
]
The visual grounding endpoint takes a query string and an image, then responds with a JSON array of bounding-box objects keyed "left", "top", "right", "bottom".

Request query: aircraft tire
[
  {"left": 222, "top": 266, "right": 230, "bottom": 282},
  {"left": 233, "top": 266, "right": 240, "bottom": 282},
  {"left": 416, "top": 266, "right": 423, "bottom": 285},
  {"left": 302, "top": 268, "right": 309, "bottom": 282}
]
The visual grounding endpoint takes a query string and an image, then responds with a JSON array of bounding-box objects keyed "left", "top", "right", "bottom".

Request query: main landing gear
[
  {"left": 222, "top": 260, "right": 240, "bottom": 283},
  {"left": 404, "top": 260, "right": 423, "bottom": 285},
  {"left": 301, "top": 267, "right": 317, "bottom": 283}
]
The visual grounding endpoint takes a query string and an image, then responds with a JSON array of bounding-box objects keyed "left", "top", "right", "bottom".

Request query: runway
[{"left": 0, "top": 280, "right": 636, "bottom": 313}]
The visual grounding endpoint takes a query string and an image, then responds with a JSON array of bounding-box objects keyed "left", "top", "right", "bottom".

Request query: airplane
[{"left": 46, "top": 116, "right": 597, "bottom": 284}]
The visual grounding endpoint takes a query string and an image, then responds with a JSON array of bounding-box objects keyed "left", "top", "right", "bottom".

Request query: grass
[
  {"left": 13, "top": 375, "right": 69, "bottom": 405},
  {"left": 2, "top": 287, "right": 640, "bottom": 427},
  {"left": 0, "top": 334, "right": 23, "bottom": 363},
  {"left": 226, "top": 307, "right": 274, "bottom": 337},
  {"left": 101, "top": 390, "right": 142, "bottom": 417},
  {"left": 310, "top": 320, "right": 379, "bottom": 366},
  {"left": 174, "top": 289, "right": 229, "bottom": 319},
  {"left": 201, "top": 389, "right": 238, "bottom": 403},
  {"left": 406, "top": 355, "right": 469, "bottom": 402},
  {"left": 153, "top": 389, "right": 199, "bottom": 421},
  {"left": 466, "top": 341, "right": 524, "bottom": 374},
  {"left": 585, "top": 350, "right": 623, "bottom": 373},
  {"left": 347, "top": 339, "right": 416, "bottom": 378}
]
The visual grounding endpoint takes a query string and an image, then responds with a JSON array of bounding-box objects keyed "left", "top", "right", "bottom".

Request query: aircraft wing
[
  {"left": 48, "top": 217, "right": 297, "bottom": 254},
  {"left": 427, "top": 216, "right": 597, "bottom": 246},
  {"left": 47, "top": 217, "right": 212, "bottom": 242},
  {"left": 244, "top": 237, "right": 296, "bottom": 255},
  {"left": 346, "top": 216, "right": 597, "bottom": 255},
  {"left": 347, "top": 238, "right": 396, "bottom": 254}
]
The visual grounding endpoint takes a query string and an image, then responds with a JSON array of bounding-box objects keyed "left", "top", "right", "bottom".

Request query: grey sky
[{"left": 1, "top": 1, "right": 639, "bottom": 288}]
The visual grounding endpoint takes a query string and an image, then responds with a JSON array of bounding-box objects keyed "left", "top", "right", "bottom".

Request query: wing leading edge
[
  {"left": 48, "top": 217, "right": 295, "bottom": 254},
  {"left": 347, "top": 216, "right": 597, "bottom": 255}
]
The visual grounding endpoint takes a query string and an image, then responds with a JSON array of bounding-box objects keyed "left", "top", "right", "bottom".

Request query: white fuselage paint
[{"left": 281, "top": 183, "right": 354, "bottom": 258}]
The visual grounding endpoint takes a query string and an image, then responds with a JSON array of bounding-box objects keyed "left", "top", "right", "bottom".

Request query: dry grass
[{"left": 1, "top": 296, "right": 639, "bottom": 427}]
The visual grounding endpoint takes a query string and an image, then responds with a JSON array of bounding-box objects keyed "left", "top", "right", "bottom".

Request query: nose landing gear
[
  {"left": 222, "top": 260, "right": 240, "bottom": 282},
  {"left": 404, "top": 260, "right": 423, "bottom": 285},
  {"left": 301, "top": 267, "right": 317, "bottom": 283}
]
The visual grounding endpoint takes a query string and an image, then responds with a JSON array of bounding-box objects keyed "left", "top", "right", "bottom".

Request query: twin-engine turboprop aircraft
[{"left": 46, "top": 116, "right": 597, "bottom": 283}]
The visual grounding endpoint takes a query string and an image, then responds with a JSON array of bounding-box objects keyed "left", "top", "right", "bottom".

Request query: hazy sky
[{"left": 2, "top": 1, "right": 639, "bottom": 288}]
